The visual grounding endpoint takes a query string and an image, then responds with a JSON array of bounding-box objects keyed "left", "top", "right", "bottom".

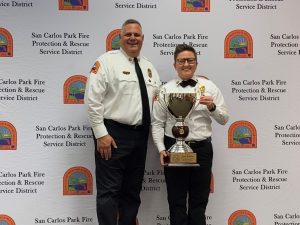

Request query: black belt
[
  {"left": 104, "top": 119, "right": 145, "bottom": 130},
  {"left": 186, "top": 137, "right": 211, "bottom": 147}
]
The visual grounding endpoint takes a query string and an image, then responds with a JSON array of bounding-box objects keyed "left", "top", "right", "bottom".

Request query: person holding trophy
[{"left": 152, "top": 43, "right": 229, "bottom": 225}]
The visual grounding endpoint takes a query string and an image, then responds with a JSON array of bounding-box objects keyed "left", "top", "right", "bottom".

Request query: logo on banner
[
  {"left": 63, "top": 166, "right": 93, "bottom": 195},
  {"left": 228, "top": 210, "right": 256, "bottom": 225},
  {"left": 0, "top": 27, "right": 13, "bottom": 57},
  {"left": 228, "top": 120, "right": 257, "bottom": 148},
  {"left": 224, "top": 29, "right": 253, "bottom": 58},
  {"left": 181, "top": 0, "right": 210, "bottom": 12},
  {"left": 0, "top": 214, "right": 16, "bottom": 225},
  {"left": 58, "top": 0, "right": 88, "bottom": 10},
  {"left": 63, "top": 75, "right": 87, "bottom": 104},
  {"left": 0, "top": 121, "right": 17, "bottom": 150},
  {"left": 106, "top": 29, "right": 121, "bottom": 51}
]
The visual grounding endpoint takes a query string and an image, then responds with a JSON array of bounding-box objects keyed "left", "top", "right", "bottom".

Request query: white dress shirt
[{"left": 85, "top": 49, "right": 161, "bottom": 139}]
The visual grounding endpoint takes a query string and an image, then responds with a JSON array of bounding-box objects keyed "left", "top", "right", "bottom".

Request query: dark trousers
[
  {"left": 164, "top": 136, "right": 213, "bottom": 225},
  {"left": 93, "top": 120, "right": 149, "bottom": 225}
]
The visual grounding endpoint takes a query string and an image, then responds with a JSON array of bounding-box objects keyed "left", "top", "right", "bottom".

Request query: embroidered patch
[{"left": 90, "top": 61, "right": 100, "bottom": 74}]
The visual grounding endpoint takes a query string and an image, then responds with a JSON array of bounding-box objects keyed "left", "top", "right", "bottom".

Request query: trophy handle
[
  {"left": 158, "top": 87, "right": 172, "bottom": 116},
  {"left": 182, "top": 93, "right": 198, "bottom": 122}
]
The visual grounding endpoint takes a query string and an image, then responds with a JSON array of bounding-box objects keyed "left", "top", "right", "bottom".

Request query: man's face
[
  {"left": 120, "top": 23, "right": 144, "bottom": 58},
  {"left": 174, "top": 50, "right": 197, "bottom": 80}
]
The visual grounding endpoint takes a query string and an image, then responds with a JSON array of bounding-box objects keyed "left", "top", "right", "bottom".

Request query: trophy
[{"left": 158, "top": 85, "right": 205, "bottom": 167}]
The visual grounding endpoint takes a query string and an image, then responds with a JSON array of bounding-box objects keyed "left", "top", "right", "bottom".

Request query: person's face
[
  {"left": 174, "top": 50, "right": 197, "bottom": 80},
  {"left": 120, "top": 23, "right": 144, "bottom": 58}
]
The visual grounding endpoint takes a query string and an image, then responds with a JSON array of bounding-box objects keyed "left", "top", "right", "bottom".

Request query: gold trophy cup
[{"left": 159, "top": 89, "right": 202, "bottom": 167}]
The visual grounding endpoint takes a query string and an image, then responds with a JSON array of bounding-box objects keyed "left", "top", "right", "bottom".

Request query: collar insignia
[{"left": 147, "top": 68, "right": 152, "bottom": 78}]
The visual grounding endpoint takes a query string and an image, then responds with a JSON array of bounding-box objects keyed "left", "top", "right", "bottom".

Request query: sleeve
[
  {"left": 210, "top": 83, "right": 230, "bottom": 125},
  {"left": 84, "top": 58, "right": 109, "bottom": 139},
  {"left": 151, "top": 88, "right": 168, "bottom": 152}
]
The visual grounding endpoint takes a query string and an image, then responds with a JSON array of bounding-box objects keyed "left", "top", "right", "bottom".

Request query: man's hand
[
  {"left": 96, "top": 135, "right": 117, "bottom": 160},
  {"left": 160, "top": 150, "right": 170, "bottom": 166}
]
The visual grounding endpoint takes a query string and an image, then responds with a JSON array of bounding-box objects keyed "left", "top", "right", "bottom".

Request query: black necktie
[
  {"left": 134, "top": 57, "right": 150, "bottom": 127},
  {"left": 179, "top": 79, "right": 197, "bottom": 87}
]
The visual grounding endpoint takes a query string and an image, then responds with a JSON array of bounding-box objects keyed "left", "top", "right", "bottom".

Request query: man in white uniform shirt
[
  {"left": 85, "top": 19, "right": 160, "bottom": 225},
  {"left": 152, "top": 44, "right": 229, "bottom": 225}
]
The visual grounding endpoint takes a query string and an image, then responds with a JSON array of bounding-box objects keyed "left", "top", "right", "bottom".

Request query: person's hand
[
  {"left": 160, "top": 150, "right": 170, "bottom": 166},
  {"left": 199, "top": 95, "right": 215, "bottom": 111},
  {"left": 96, "top": 135, "right": 117, "bottom": 160}
]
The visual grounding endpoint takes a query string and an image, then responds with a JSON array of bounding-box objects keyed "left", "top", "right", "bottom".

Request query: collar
[
  {"left": 120, "top": 48, "right": 141, "bottom": 63},
  {"left": 176, "top": 77, "right": 198, "bottom": 86}
]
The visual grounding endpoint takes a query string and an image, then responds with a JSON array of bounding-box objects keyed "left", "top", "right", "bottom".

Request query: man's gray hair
[{"left": 121, "top": 19, "right": 142, "bottom": 29}]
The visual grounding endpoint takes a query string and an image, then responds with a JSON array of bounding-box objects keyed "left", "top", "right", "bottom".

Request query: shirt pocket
[{"left": 118, "top": 75, "right": 138, "bottom": 95}]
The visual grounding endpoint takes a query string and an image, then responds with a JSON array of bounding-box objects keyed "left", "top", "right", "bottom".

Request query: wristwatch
[{"left": 209, "top": 103, "right": 216, "bottom": 112}]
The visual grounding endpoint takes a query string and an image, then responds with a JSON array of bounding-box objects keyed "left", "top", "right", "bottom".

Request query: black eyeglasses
[{"left": 176, "top": 58, "right": 197, "bottom": 65}]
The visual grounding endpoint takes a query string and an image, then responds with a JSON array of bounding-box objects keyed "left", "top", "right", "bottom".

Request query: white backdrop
[{"left": 1, "top": 1, "right": 300, "bottom": 225}]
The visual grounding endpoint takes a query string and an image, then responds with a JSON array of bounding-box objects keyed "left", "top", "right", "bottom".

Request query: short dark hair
[
  {"left": 121, "top": 19, "right": 142, "bottom": 30},
  {"left": 174, "top": 44, "right": 197, "bottom": 62}
]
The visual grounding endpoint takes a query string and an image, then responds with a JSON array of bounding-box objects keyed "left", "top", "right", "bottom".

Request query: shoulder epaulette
[{"left": 196, "top": 75, "right": 209, "bottom": 80}]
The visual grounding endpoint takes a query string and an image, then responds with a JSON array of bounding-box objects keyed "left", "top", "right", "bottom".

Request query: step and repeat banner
[{"left": 1, "top": 1, "right": 300, "bottom": 225}]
